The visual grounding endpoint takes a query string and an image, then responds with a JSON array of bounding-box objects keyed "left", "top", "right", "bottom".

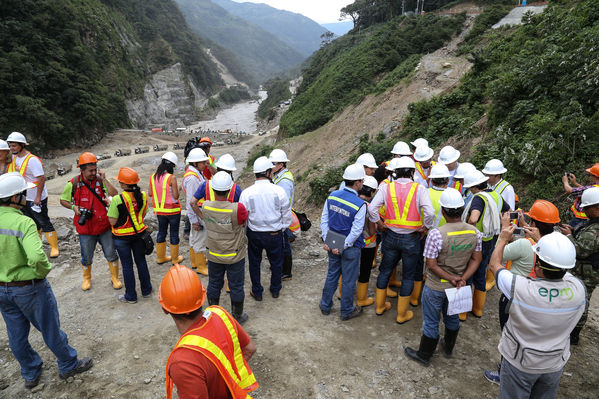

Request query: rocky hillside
[{"left": 0, "top": 0, "right": 223, "bottom": 152}]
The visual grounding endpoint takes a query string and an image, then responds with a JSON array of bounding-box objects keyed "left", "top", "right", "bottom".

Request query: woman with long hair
[
  {"left": 149, "top": 152, "right": 183, "bottom": 265},
  {"left": 107, "top": 167, "right": 152, "bottom": 303}
]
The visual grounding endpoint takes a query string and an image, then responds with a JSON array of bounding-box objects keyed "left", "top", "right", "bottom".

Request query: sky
[{"left": 232, "top": 0, "right": 354, "bottom": 24}]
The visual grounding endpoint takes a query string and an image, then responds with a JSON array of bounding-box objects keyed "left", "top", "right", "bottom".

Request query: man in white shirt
[
  {"left": 483, "top": 159, "right": 516, "bottom": 210},
  {"left": 239, "top": 156, "right": 292, "bottom": 301},
  {"left": 6, "top": 132, "right": 59, "bottom": 257},
  {"left": 184, "top": 148, "right": 209, "bottom": 274}
]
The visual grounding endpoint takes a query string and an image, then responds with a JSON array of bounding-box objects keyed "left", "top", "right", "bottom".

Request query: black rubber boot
[
  {"left": 208, "top": 297, "right": 219, "bottom": 306},
  {"left": 282, "top": 255, "right": 293, "bottom": 281},
  {"left": 405, "top": 335, "right": 439, "bottom": 366},
  {"left": 231, "top": 301, "right": 249, "bottom": 324},
  {"left": 570, "top": 326, "right": 582, "bottom": 345},
  {"left": 440, "top": 327, "right": 459, "bottom": 358}
]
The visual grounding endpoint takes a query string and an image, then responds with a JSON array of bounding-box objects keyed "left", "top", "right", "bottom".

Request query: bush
[{"left": 218, "top": 85, "right": 251, "bottom": 104}]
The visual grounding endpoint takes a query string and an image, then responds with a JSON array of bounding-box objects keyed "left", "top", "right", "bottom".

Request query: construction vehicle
[
  {"left": 115, "top": 149, "right": 131, "bottom": 157},
  {"left": 226, "top": 138, "right": 240, "bottom": 145},
  {"left": 135, "top": 146, "right": 150, "bottom": 154},
  {"left": 214, "top": 141, "right": 225, "bottom": 147},
  {"left": 46, "top": 170, "right": 57, "bottom": 181},
  {"left": 57, "top": 164, "right": 72, "bottom": 176},
  {"left": 173, "top": 143, "right": 183, "bottom": 150},
  {"left": 97, "top": 153, "right": 111, "bottom": 161},
  {"left": 153, "top": 144, "right": 168, "bottom": 151}
]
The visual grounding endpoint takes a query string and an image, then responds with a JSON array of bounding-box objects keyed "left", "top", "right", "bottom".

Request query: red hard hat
[
  {"left": 159, "top": 265, "right": 206, "bottom": 314},
  {"left": 526, "top": 199, "right": 560, "bottom": 224},
  {"left": 77, "top": 152, "right": 97, "bottom": 167},
  {"left": 115, "top": 167, "right": 140, "bottom": 185},
  {"left": 586, "top": 163, "right": 599, "bottom": 178}
]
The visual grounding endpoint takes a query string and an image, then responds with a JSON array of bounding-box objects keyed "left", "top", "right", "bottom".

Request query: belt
[{"left": 1, "top": 278, "right": 45, "bottom": 287}]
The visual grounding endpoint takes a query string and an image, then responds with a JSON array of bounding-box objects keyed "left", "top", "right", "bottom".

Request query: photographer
[{"left": 60, "top": 152, "right": 121, "bottom": 291}]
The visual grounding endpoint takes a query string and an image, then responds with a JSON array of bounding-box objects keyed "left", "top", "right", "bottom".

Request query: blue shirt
[
  {"left": 321, "top": 187, "right": 366, "bottom": 249},
  {"left": 193, "top": 181, "right": 242, "bottom": 202}
]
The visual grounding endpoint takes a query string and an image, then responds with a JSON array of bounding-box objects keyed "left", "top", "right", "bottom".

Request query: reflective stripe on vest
[
  {"left": 452, "top": 180, "right": 462, "bottom": 194},
  {"left": 289, "top": 212, "right": 300, "bottom": 232},
  {"left": 329, "top": 195, "right": 360, "bottom": 211},
  {"left": 384, "top": 182, "right": 423, "bottom": 229},
  {"left": 165, "top": 306, "right": 258, "bottom": 399},
  {"left": 570, "top": 184, "right": 599, "bottom": 219},
  {"left": 475, "top": 191, "right": 502, "bottom": 242},
  {"left": 428, "top": 187, "right": 445, "bottom": 228},
  {"left": 198, "top": 182, "right": 236, "bottom": 206},
  {"left": 150, "top": 173, "right": 181, "bottom": 215},
  {"left": 364, "top": 234, "right": 376, "bottom": 246},
  {"left": 8, "top": 153, "right": 40, "bottom": 186},
  {"left": 273, "top": 170, "right": 294, "bottom": 205},
  {"left": 447, "top": 230, "right": 476, "bottom": 236},
  {"left": 493, "top": 179, "right": 510, "bottom": 195},
  {"left": 113, "top": 191, "right": 147, "bottom": 236},
  {"left": 182, "top": 170, "right": 201, "bottom": 195}
]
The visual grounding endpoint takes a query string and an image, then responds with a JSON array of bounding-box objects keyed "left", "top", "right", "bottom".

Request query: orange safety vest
[
  {"left": 182, "top": 169, "right": 202, "bottom": 196},
  {"left": 7, "top": 152, "right": 41, "bottom": 186},
  {"left": 165, "top": 306, "right": 258, "bottom": 399},
  {"left": 384, "top": 181, "right": 424, "bottom": 229},
  {"left": 112, "top": 191, "right": 148, "bottom": 236},
  {"left": 150, "top": 173, "right": 181, "bottom": 215},
  {"left": 198, "top": 181, "right": 237, "bottom": 206},
  {"left": 289, "top": 211, "right": 300, "bottom": 232},
  {"left": 571, "top": 184, "right": 599, "bottom": 219},
  {"left": 415, "top": 160, "right": 436, "bottom": 181},
  {"left": 504, "top": 237, "right": 537, "bottom": 278},
  {"left": 452, "top": 180, "right": 462, "bottom": 194},
  {"left": 203, "top": 154, "right": 216, "bottom": 180}
]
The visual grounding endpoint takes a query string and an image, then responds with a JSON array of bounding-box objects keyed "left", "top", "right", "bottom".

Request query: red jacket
[{"left": 71, "top": 176, "right": 111, "bottom": 235}]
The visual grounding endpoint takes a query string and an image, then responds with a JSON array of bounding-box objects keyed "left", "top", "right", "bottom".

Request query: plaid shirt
[{"left": 423, "top": 228, "right": 483, "bottom": 259}]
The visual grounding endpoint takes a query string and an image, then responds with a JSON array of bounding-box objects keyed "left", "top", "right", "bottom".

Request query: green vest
[
  {"left": 273, "top": 170, "right": 294, "bottom": 205},
  {"left": 428, "top": 186, "right": 446, "bottom": 228},
  {"left": 475, "top": 191, "right": 503, "bottom": 242},
  {"left": 493, "top": 179, "right": 511, "bottom": 195}
]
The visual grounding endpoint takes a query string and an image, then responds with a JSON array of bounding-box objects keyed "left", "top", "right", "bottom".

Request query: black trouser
[
  {"left": 359, "top": 246, "right": 376, "bottom": 283},
  {"left": 499, "top": 293, "right": 509, "bottom": 330},
  {"left": 22, "top": 198, "right": 54, "bottom": 232}
]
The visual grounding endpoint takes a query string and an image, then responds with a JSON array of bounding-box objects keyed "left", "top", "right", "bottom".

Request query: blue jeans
[
  {"left": 207, "top": 259, "right": 245, "bottom": 302},
  {"left": 468, "top": 237, "right": 497, "bottom": 291},
  {"left": 22, "top": 198, "right": 54, "bottom": 232},
  {"left": 246, "top": 229, "right": 284, "bottom": 296},
  {"left": 421, "top": 285, "right": 460, "bottom": 339},
  {"left": 0, "top": 279, "right": 78, "bottom": 381},
  {"left": 377, "top": 231, "right": 421, "bottom": 296},
  {"left": 156, "top": 214, "right": 181, "bottom": 245},
  {"left": 283, "top": 228, "right": 293, "bottom": 257},
  {"left": 320, "top": 246, "right": 361, "bottom": 317},
  {"left": 113, "top": 237, "right": 152, "bottom": 301},
  {"left": 78, "top": 229, "right": 118, "bottom": 266}
]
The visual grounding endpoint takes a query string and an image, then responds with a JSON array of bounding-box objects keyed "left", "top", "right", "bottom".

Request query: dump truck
[
  {"left": 153, "top": 144, "right": 168, "bottom": 151},
  {"left": 46, "top": 170, "right": 57, "bottom": 181},
  {"left": 135, "top": 146, "right": 150, "bottom": 154},
  {"left": 115, "top": 149, "right": 131, "bottom": 157},
  {"left": 97, "top": 153, "right": 111, "bottom": 161},
  {"left": 57, "top": 164, "right": 72, "bottom": 176},
  {"left": 226, "top": 138, "right": 240, "bottom": 145},
  {"left": 213, "top": 141, "right": 225, "bottom": 147},
  {"left": 172, "top": 143, "right": 183, "bottom": 150}
]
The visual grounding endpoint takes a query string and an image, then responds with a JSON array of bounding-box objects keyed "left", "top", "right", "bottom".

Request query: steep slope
[
  {"left": 213, "top": 0, "right": 328, "bottom": 57},
  {"left": 175, "top": 0, "right": 305, "bottom": 84},
  {"left": 0, "top": 0, "right": 222, "bottom": 152}
]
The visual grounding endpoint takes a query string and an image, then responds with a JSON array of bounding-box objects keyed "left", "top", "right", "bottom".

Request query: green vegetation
[
  {"left": 258, "top": 79, "right": 292, "bottom": 120},
  {"left": 246, "top": 144, "right": 275, "bottom": 172},
  {"left": 279, "top": 13, "right": 466, "bottom": 137},
  {"left": 218, "top": 85, "right": 251, "bottom": 104},
  {"left": 459, "top": 5, "right": 511, "bottom": 52},
  {"left": 0, "top": 0, "right": 222, "bottom": 153}
]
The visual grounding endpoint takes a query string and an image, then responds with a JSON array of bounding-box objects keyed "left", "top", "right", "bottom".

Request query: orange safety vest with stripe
[
  {"left": 203, "top": 154, "right": 216, "bottom": 180},
  {"left": 149, "top": 173, "right": 181, "bottom": 215},
  {"left": 182, "top": 169, "right": 202, "bottom": 196},
  {"left": 290, "top": 211, "right": 300, "bottom": 232},
  {"left": 198, "top": 181, "right": 237, "bottom": 206},
  {"left": 452, "top": 180, "right": 462, "bottom": 194},
  {"left": 7, "top": 152, "right": 41, "bottom": 186},
  {"left": 504, "top": 237, "right": 537, "bottom": 278},
  {"left": 571, "top": 184, "right": 599, "bottom": 219},
  {"left": 415, "top": 161, "right": 436, "bottom": 181},
  {"left": 165, "top": 306, "right": 258, "bottom": 399},
  {"left": 384, "top": 181, "right": 424, "bottom": 229},
  {"left": 112, "top": 191, "right": 148, "bottom": 236}
]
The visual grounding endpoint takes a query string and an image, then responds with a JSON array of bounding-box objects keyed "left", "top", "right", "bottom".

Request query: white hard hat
[
  {"left": 391, "top": 141, "right": 412, "bottom": 156},
  {"left": 356, "top": 153, "right": 378, "bottom": 169},
  {"left": 215, "top": 153, "right": 237, "bottom": 171},
  {"left": 533, "top": 232, "right": 576, "bottom": 269},
  {"left": 211, "top": 171, "right": 234, "bottom": 191},
  {"left": 162, "top": 151, "right": 178, "bottom": 165},
  {"left": 580, "top": 186, "right": 599, "bottom": 208},
  {"left": 363, "top": 176, "right": 378, "bottom": 190},
  {"left": 429, "top": 163, "right": 451, "bottom": 179},
  {"left": 0, "top": 172, "right": 35, "bottom": 198},
  {"left": 186, "top": 148, "right": 209, "bottom": 163},
  {"left": 396, "top": 156, "right": 416, "bottom": 169},
  {"left": 482, "top": 159, "right": 507, "bottom": 175},
  {"left": 463, "top": 170, "right": 488, "bottom": 188},
  {"left": 439, "top": 188, "right": 465, "bottom": 208},
  {"left": 454, "top": 162, "right": 476, "bottom": 179},
  {"left": 269, "top": 149, "right": 290, "bottom": 163},
  {"left": 6, "top": 132, "right": 28, "bottom": 145},
  {"left": 410, "top": 138, "right": 428, "bottom": 148},
  {"left": 253, "top": 156, "right": 274, "bottom": 173},
  {"left": 343, "top": 163, "right": 366, "bottom": 181},
  {"left": 438, "top": 145, "right": 460, "bottom": 164},
  {"left": 0, "top": 139, "right": 9, "bottom": 150},
  {"left": 413, "top": 145, "right": 434, "bottom": 162}
]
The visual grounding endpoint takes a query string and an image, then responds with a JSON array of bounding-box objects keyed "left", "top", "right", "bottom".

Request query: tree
[{"left": 320, "top": 31, "right": 335, "bottom": 47}]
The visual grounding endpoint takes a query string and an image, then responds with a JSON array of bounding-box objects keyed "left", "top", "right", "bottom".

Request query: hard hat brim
[
  {"left": 414, "top": 148, "right": 434, "bottom": 162},
  {"left": 463, "top": 176, "right": 488, "bottom": 188}
]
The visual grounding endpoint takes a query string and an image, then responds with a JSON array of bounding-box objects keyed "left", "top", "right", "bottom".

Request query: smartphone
[{"left": 509, "top": 212, "right": 519, "bottom": 220}]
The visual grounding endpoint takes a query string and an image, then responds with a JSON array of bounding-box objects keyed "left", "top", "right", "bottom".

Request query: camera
[
  {"left": 78, "top": 208, "right": 92, "bottom": 226},
  {"left": 513, "top": 227, "right": 525, "bottom": 237},
  {"left": 509, "top": 212, "right": 519, "bottom": 220}
]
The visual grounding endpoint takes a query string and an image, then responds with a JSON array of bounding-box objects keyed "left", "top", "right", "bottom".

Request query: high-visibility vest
[
  {"left": 505, "top": 237, "right": 537, "bottom": 278},
  {"left": 165, "top": 306, "right": 258, "bottom": 399},
  {"left": 474, "top": 191, "right": 503, "bottom": 242},
  {"left": 384, "top": 182, "right": 424, "bottom": 230},
  {"left": 273, "top": 170, "right": 294, "bottom": 205},
  {"left": 149, "top": 173, "right": 181, "bottom": 215},
  {"left": 415, "top": 161, "right": 436, "bottom": 181},
  {"left": 182, "top": 169, "right": 202, "bottom": 196},
  {"left": 493, "top": 179, "right": 511, "bottom": 196},
  {"left": 198, "top": 181, "right": 237, "bottom": 206},
  {"left": 571, "top": 184, "right": 599, "bottom": 219},
  {"left": 112, "top": 191, "right": 148, "bottom": 236},
  {"left": 289, "top": 211, "right": 300, "bottom": 232},
  {"left": 7, "top": 153, "right": 41, "bottom": 186},
  {"left": 452, "top": 180, "right": 462, "bottom": 195},
  {"left": 428, "top": 187, "right": 446, "bottom": 228},
  {"left": 202, "top": 154, "right": 216, "bottom": 180}
]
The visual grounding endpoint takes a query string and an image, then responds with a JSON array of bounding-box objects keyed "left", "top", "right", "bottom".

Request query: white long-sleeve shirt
[
  {"left": 183, "top": 166, "right": 204, "bottom": 224},
  {"left": 368, "top": 178, "right": 434, "bottom": 234},
  {"left": 239, "top": 179, "right": 292, "bottom": 232},
  {"left": 489, "top": 180, "right": 516, "bottom": 211}
]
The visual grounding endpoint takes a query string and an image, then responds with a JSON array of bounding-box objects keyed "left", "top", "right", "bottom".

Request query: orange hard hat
[
  {"left": 514, "top": 193, "right": 519, "bottom": 202},
  {"left": 116, "top": 167, "right": 140, "bottom": 185},
  {"left": 159, "top": 264, "right": 206, "bottom": 314},
  {"left": 199, "top": 137, "right": 213, "bottom": 145},
  {"left": 525, "top": 199, "right": 560, "bottom": 224},
  {"left": 586, "top": 163, "right": 599, "bottom": 178},
  {"left": 78, "top": 152, "right": 97, "bottom": 167}
]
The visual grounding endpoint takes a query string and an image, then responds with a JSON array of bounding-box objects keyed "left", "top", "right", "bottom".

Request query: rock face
[{"left": 126, "top": 63, "right": 207, "bottom": 129}]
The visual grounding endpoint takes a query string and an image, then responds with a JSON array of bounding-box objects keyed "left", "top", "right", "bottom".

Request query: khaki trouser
[{"left": 190, "top": 221, "right": 207, "bottom": 253}]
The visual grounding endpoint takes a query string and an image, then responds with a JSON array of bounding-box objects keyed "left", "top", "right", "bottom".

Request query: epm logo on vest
[
  {"left": 538, "top": 287, "right": 574, "bottom": 302},
  {"left": 450, "top": 239, "right": 473, "bottom": 255}
]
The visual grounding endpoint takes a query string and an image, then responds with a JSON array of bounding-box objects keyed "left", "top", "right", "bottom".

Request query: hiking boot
[
  {"left": 24, "top": 374, "right": 41, "bottom": 389},
  {"left": 59, "top": 357, "right": 93, "bottom": 380}
]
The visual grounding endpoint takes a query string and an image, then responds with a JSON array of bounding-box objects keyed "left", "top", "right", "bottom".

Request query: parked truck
[
  {"left": 153, "top": 144, "right": 168, "bottom": 151},
  {"left": 172, "top": 143, "right": 183, "bottom": 150},
  {"left": 115, "top": 149, "right": 131, "bottom": 157},
  {"left": 57, "top": 164, "right": 72, "bottom": 176},
  {"left": 135, "top": 146, "right": 150, "bottom": 154}
]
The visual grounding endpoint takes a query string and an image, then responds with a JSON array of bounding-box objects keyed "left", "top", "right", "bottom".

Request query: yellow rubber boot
[
  {"left": 170, "top": 244, "right": 184, "bottom": 265},
  {"left": 196, "top": 251, "right": 208, "bottom": 276},
  {"left": 472, "top": 289, "right": 486, "bottom": 318},
  {"left": 156, "top": 242, "right": 171, "bottom": 264},
  {"left": 485, "top": 269, "right": 496, "bottom": 291},
  {"left": 226, "top": 278, "right": 230, "bottom": 293},
  {"left": 375, "top": 288, "right": 391, "bottom": 315},
  {"left": 108, "top": 260, "right": 123, "bottom": 289},
  {"left": 38, "top": 229, "right": 42, "bottom": 240},
  {"left": 356, "top": 282, "right": 374, "bottom": 307},
  {"left": 189, "top": 248, "right": 198, "bottom": 269},
  {"left": 410, "top": 281, "right": 423, "bottom": 307},
  {"left": 396, "top": 296, "right": 414, "bottom": 324},
  {"left": 45, "top": 231, "right": 60, "bottom": 258},
  {"left": 81, "top": 265, "right": 92, "bottom": 291},
  {"left": 372, "top": 244, "right": 379, "bottom": 268},
  {"left": 337, "top": 277, "right": 342, "bottom": 299},
  {"left": 459, "top": 312, "right": 467, "bottom": 321},
  {"left": 386, "top": 285, "right": 398, "bottom": 298},
  {"left": 389, "top": 267, "right": 402, "bottom": 288}
]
